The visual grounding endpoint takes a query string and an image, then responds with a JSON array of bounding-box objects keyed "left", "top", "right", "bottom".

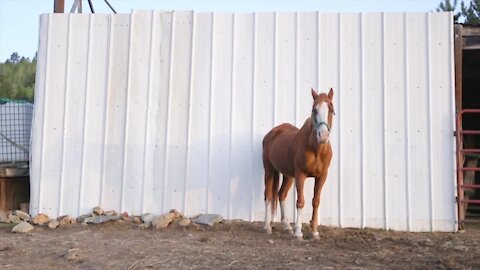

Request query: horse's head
[{"left": 311, "top": 87, "right": 335, "bottom": 144}]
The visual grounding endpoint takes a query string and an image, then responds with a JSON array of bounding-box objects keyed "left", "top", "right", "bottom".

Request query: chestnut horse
[{"left": 262, "top": 88, "right": 334, "bottom": 239}]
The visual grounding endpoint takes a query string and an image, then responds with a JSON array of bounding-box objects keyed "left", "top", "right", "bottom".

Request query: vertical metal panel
[
  {"left": 186, "top": 12, "right": 213, "bottom": 217},
  {"left": 406, "top": 13, "right": 431, "bottom": 231},
  {"left": 297, "top": 12, "right": 318, "bottom": 225},
  {"left": 362, "top": 13, "right": 385, "bottom": 229},
  {"left": 429, "top": 13, "right": 456, "bottom": 232},
  {"left": 30, "top": 13, "right": 49, "bottom": 215},
  {"left": 340, "top": 13, "right": 363, "bottom": 228},
  {"left": 60, "top": 14, "right": 89, "bottom": 216},
  {"left": 78, "top": 14, "right": 110, "bottom": 215},
  {"left": 31, "top": 11, "right": 457, "bottom": 232},
  {"left": 251, "top": 12, "right": 275, "bottom": 221},
  {"left": 163, "top": 11, "right": 193, "bottom": 213},
  {"left": 318, "top": 13, "right": 341, "bottom": 227},
  {"left": 230, "top": 13, "right": 255, "bottom": 219},
  {"left": 40, "top": 14, "right": 69, "bottom": 215},
  {"left": 122, "top": 11, "right": 152, "bottom": 214},
  {"left": 208, "top": 13, "right": 233, "bottom": 217},
  {"left": 384, "top": 13, "right": 408, "bottom": 231},
  {"left": 101, "top": 14, "right": 130, "bottom": 211}
]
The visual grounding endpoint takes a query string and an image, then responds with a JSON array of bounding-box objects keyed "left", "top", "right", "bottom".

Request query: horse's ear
[
  {"left": 328, "top": 88, "right": 334, "bottom": 99},
  {"left": 311, "top": 88, "right": 318, "bottom": 100}
]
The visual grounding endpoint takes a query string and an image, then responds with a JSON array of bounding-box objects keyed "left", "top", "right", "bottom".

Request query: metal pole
[
  {"left": 87, "top": 0, "right": 95, "bottom": 13},
  {"left": 54, "top": 0, "right": 65, "bottom": 13}
]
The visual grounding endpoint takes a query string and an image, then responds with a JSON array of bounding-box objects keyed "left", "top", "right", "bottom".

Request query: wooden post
[
  {"left": 454, "top": 24, "right": 463, "bottom": 114},
  {"left": 54, "top": 0, "right": 65, "bottom": 13},
  {"left": 454, "top": 24, "right": 464, "bottom": 229}
]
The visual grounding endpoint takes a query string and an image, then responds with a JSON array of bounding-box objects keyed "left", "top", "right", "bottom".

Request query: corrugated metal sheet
[{"left": 30, "top": 11, "right": 457, "bottom": 232}]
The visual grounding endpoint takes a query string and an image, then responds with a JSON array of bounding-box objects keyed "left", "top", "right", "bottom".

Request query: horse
[{"left": 262, "top": 87, "right": 334, "bottom": 239}]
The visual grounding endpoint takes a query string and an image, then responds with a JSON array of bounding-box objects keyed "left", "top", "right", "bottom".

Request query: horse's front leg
[
  {"left": 311, "top": 173, "right": 328, "bottom": 239},
  {"left": 294, "top": 172, "right": 307, "bottom": 239},
  {"left": 279, "top": 176, "right": 294, "bottom": 234}
]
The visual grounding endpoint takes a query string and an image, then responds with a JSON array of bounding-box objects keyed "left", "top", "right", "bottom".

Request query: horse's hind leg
[
  {"left": 263, "top": 166, "right": 276, "bottom": 234},
  {"left": 278, "top": 175, "right": 294, "bottom": 234}
]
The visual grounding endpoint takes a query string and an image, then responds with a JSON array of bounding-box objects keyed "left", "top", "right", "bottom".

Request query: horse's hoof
[
  {"left": 311, "top": 231, "right": 319, "bottom": 239},
  {"left": 264, "top": 227, "right": 272, "bottom": 235},
  {"left": 294, "top": 231, "right": 303, "bottom": 239}
]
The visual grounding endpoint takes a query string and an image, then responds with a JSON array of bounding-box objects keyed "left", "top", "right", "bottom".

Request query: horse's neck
[{"left": 298, "top": 118, "right": 318, "bottom": 153}]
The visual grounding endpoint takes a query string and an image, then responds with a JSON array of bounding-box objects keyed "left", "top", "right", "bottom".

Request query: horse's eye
[{"left": 312, "top": 108, "right": 318, "bottom": 114}]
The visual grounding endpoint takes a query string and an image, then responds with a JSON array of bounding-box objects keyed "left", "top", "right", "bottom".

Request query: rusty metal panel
[{"left": 31, "top": 11, "right": 457, "bottom": 232}]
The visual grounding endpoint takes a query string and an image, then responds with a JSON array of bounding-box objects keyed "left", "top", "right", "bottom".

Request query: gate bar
[{"left": 456, "top": 109, "right": 480, "bottom": 229}]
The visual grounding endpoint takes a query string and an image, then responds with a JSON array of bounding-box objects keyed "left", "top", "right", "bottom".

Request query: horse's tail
[{"left": 271, "top": 171, "right": 280, "bottom": 217}]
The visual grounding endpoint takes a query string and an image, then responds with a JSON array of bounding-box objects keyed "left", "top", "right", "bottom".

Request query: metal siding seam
[
  {"left": 317, "top": 11, "right": 320, "bottom": 89},
  {"left": 426, "top": 13, "right": 434, "bottom": 231},
  {"left": 404, "top": 12, "right": 411, "bottom": 231},
  {"left": 59, "top": 14, "right": 72, "bottom": 216},
  {"left": 360, "top": 13, "right": 365, "bottom": 229},
  {"left": 100, "top": 14, "right": 114, "bottom": 207},
  {"left": 337, "top": 12, "right": 343, "bottom": 227},
  {"left": 447, "top": 13, "right": 458, "bottom": 231},
  {"left": 250, "top": 12, "right": 257, "bottom": 222},
  {"left": 228, "top": 13, "right": 235, "bottom": 220},
  {"left": 141, "top": 10, "right": 156, "bottom": 213},
  {"left": 184, "top": 11, "right": 195, "bottom": 216},
  {"left": 206, "top": 12, "right": 214, "bottom": 214},
  {"left": 273, "top": 12, "right": 277, "bottom": 127},
  {"left": 38, "top": 14, "right": 52, "bottom": 213},
  {"left": 78, "top": 14, "right": 94, "bottom": 216},
  {"left": 294, "top": 12, "right": 299, "bottom": 219},
  {"left": 294, "top": 12, "right": 298, "bottom": 127},
  {"left": 163, "top": 11, "right": 175, "bottom": 214},
  {"left": 382, "top": 12, "right": 389, "bottom": 230},
  {"left": 121, "top": 12, "right": 135, "bottom": 212}
]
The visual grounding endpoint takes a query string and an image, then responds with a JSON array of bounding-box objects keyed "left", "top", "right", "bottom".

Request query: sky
[{"left": 0, "top": 0, "right": 445, "bottom": 62}]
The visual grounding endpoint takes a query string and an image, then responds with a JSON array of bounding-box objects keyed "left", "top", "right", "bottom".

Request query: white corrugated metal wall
[{"left": 30, "top": 11, "right": 457, "bottom": 232}]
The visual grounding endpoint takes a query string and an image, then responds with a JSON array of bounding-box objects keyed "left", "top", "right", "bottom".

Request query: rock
[
  {"left": 169, "top": 209, "right": 183, "bottom": 219},
  {"left": 179, "top": 218, "right": 191, "bottom": 227},
  {"left": 32, "top": 213, "right": 51, "bottom": 225},
  {"left": 66, "top": 248, "right": 80, "bottom": 261},
  {"left": 57, "top": 215, "right": 73, "bottom": 225},
  {"left": 70, "top": 218, "right": 77, "bottom": 224},
  {"left": 193, "top": 214, "right": 223, "bottom": 226},
  {"left": 76, "top": 214, "right": 92, "bottom": 223},
  {"left": 0, "top": 211, "right": 10, "bottom": 223},
  {"left": 92, "top": 206, "right": 104, "bottom": 216},
  {"left": 104, "top": 210, "right": 117, "bottom": 216},
  {"left": 19, "top": 202, "right": 29, "bottom": 213},
  {"left": 12, "top": 221, "right": 34, "bottom": 233},
  {"left": 84, "top": 215, "right": 120, "bottom": 224},
  {"left": 141, "top": 213, "right": 159, "bottom": 224},
  {"left": 15, "top": 210, "right": 30, "bottom": 221},
  {"left": 48, "top": 220, "right": 60, "bottom": 229},
  {"left": 121, "top": 212, "right": 129, "bottom": 218},
  {"left": 268, "top": 239, "right": 275, "bottom": 244},
  {"left": 8, "top": 213, "right": 21, "bottom": 224},
  {"left": 152, "top": 213, "right": 177, "bottom": 229},
  {"left": 121, "top": 216, "right": 132, "bottom": 222},
  {"left": 133, "top": 217, "right": 142, "bottom": 224},
  {"left": 138, "top": 223, "right": 151, "bottom": 229}
]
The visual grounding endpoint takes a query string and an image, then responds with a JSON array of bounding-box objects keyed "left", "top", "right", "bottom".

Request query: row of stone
[{"left": 1, "top": 207, "right": 224, "bottom": 233}]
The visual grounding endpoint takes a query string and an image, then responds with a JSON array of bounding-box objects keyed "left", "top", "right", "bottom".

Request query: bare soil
[{"left": 0, "top": 220, "right": 479, "bottom": 269}]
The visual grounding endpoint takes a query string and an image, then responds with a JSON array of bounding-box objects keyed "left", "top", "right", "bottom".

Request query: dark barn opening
[{"left": 456, "top": 24, "right": 480, "bottom": 228}]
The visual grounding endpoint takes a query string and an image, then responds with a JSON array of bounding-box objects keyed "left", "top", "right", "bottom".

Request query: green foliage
[
  {"left": 0, "top": 52, "right": 36, "bottom": 102},
  {"left": 460, "top": 0, "right": 480, "bottom": 24},
  {"left": 436, "top": 0, "right": 480, "bottom": 24}
]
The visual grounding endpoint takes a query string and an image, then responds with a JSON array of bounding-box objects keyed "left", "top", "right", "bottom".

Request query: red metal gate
[{"left": 456, "top": 109, "right": 480, "bottom": 229}]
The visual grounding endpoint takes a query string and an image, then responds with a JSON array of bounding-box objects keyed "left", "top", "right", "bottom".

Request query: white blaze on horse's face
[{"left": 314, "top": 101, "right": 330, "bottom": 143}]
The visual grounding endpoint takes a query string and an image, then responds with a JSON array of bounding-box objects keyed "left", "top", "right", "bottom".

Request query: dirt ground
[{"left": 0, "top": 219, "right": 479, "bottom": 270}]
